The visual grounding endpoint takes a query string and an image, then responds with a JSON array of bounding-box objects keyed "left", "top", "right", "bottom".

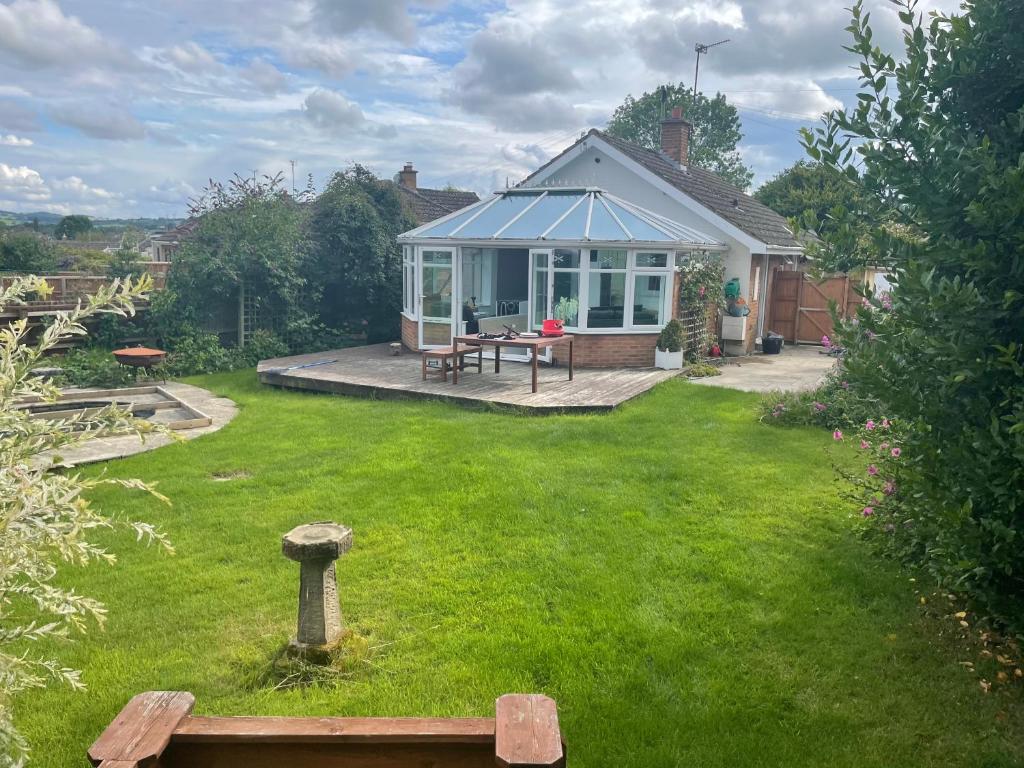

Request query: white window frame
[
  {"left": 401, "top": 245, "right": 417, "bottom": 319},
  {"left": 550, "top": 247, "right": 582, "bottom": 331},
  {"left": 582, "top": 248, "right": 628, "bottom": 330}
]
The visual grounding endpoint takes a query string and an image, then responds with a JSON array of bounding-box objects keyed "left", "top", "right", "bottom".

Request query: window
[
  {"left": 587, "top": 249, "right": 626, "bottom": 328},
  {"left": 551, "top": 248, "right": 580, "bottom": 327},
  {"left": 421, "top": 249, "right": 453, "bottom": 320},
  {"left": 631, "top": 273, "right": 666, "bottom": 327},
  {"left": 635, "top": 252, "right": 668, "bottom": 268},
  {"left": 402, "top": 246, "right": 416, "bottom": 317}
]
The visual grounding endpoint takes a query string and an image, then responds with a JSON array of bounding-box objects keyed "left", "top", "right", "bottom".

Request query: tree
[
  {"left": 0, "top": 275, "right": 170, "bottom": 766},
  {"left": 53, "top": 215, "right": 92, "bottom": 240},
  {"left": 106, "top": 230, "right": 142, "bottom": 279},
  {"left": 806, "top": 0, "right": 1024, "bottom": 627},
  {"left": 754, "top": 161, "right": 868, "bottom": 225},
  {"left": 309, "top": 165, "right": 416, "bottom": 342},
  {"left": 606, "top": 85, "right": 754, "bottom": 189},
  {"left": 0, "top": 232, "right": 58, "bottom": 274},
  {"left": 170, "top": 173, "right": 315, "bottom": 343}
]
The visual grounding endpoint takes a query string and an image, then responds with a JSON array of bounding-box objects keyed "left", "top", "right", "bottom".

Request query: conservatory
[{"left": 398, "top": 187, "right": 725, "bottom": 367}]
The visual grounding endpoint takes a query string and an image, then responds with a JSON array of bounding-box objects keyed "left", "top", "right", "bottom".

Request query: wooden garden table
[{"left": 452, "top": 334, "right": 574, "bottom": 393}]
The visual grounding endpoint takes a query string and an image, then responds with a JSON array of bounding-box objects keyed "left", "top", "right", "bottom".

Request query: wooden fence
[
  {"left": 766, "top": 271, "right": 861, "bottom": 343},
  {"left": 89, "top": 691, "right": 566, "bottom": 768}
]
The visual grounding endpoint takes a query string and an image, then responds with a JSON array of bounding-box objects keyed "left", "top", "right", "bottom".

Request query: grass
[{"left": 15, "top": 371, "right": 1024, "bottom": 767}]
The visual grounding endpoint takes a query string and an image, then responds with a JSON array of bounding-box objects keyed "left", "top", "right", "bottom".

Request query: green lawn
[{"left": 16, "top": 371, "right": 1024, "bottom": 767}]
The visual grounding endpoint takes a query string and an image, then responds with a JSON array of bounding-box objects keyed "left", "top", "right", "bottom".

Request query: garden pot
[{"left": 655, "top": 348, "right": 683, "bottom": 370}]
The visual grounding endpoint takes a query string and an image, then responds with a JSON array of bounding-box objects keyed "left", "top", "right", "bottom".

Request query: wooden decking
[{"left": 257, "top": 344, "right": 678, "bottom": 413}]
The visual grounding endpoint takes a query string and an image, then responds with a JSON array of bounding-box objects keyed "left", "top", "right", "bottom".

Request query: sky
[{"left": 0, "top": 0, "right": 958, "bottom": 219}]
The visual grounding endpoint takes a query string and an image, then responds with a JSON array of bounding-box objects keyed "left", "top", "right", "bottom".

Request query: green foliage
[
  {"left": 657, "top": 318, "right": 685, "bottom": 352},
  {"left": 53, "top": 215, "right": 92, "bottom": 240},
  {"left": 681, "top": 361, "right": 721, "bottom": 378},
  {"left": 170, "top": 172, "right": 315, "bottom": 337},
  {"left": 60, "top": 346, "right": 137, "bottom": 388},
  {"left": 309, "top": 165, "right": 416, "bottom": 343},
  {"left": 552, "top": 296, "right": 579, "bottom": 324},
  {"left": 802, "top": 0, "right": 1024, "bottom": 629},
  {"left": 160, "top": 331, "right": 234, "bottom": 377},
  {"left": 0, "top": 275, "right": 169, "bottom": 766},
  {"left": 678, "top": 253, "right": 725, "bottom": 309},
  {"left": 759, "top": 368, "right": 880, "bottom": 431},
  {"left": 0, "top": 232, "right": 58, "bottom": 273},
  {"left": 231, "top": 330, "right": 289, "bottom": 368},
  {"left": 606, "top": 84, "right": 754, "bottom": 189},
  {"left": 68, "top": 250, "right": 112, "bottom": 274},
  {"left": 106, "top": 232, "right": 143, "bottom": 280}
]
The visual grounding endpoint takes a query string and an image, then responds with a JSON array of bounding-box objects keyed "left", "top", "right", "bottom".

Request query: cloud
[
  {"left": 303, "top": 88, "right": 366, "bottom": 131},
  {"left": 0, "top": 133, "right": 32, "bottom": 146},
  {"left": 0, "top": 162, "right": 49, "bottom": 201},
  {"left": 160, "top": 41, "right": 223, "bottom": 75},
  {"left": 0, "top": 99, "right": 37, "bottom": 131},
  {"left": 52, "top": 175, "right": 118, "bottom": 200},
  {"left": 242, "top": 59, "right": 289, "bottom": 94},
  {"left": 0, "top": 0, "right": 128, "bottom": 70},
  {"left": 283, "top": 34, "right": 355, "bottom": 79},
  {"left": 311, "top": 0, "right": 446, "bottom": 45},
  {"left": 50, "top": 103, "right": 147, "bottom": 140},
  {"left": 143, "top": 179, "right": 197, "bottom": 205}
]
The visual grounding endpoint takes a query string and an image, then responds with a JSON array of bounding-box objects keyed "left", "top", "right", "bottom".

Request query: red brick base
[{"left": 401, "top": 314, "right": 659, "bottom": 368}]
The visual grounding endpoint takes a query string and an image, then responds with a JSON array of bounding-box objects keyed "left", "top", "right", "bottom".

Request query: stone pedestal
[{"left": 281, "top": 522, "right": 353, "bottom": 653}]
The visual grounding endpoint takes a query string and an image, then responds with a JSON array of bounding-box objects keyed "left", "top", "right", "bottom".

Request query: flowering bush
[
  {"left": 759, "top": 368, "right": 879, "bottom": 431},
  {"left": 832, "top": 418, "right": 906, "bottom": 528}
]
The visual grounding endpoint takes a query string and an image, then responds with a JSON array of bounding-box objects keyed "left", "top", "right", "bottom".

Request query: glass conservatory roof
[{"left": 399, "top": 188, "right": 724, "bottom": 248}]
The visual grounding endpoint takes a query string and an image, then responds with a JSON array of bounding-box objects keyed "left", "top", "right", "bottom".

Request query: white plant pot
[{"left": 655, "top": 348, "right": 684, "bottom": 370}]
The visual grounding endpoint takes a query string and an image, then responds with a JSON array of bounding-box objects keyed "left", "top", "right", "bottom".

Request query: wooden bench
[
  {"left": 89, "top": 691, "right": 566, "bottom": 768},
  {"left": 421, "top": 344, "right": 483, "bottom": 382}
]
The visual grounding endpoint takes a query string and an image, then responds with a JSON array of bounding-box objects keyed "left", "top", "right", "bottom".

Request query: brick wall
[
  {"left": 551, "top": 333, "right": 660, "bottom": 368},
  {"left": 400, "top": 314, "right": 417, "bottom": 351}
]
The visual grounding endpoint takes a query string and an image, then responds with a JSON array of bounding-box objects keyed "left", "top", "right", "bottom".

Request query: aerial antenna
[
  {"left": 289, "top": 160, "right": 296, "bottom": 192},
  {"left": 693, "top": 39, "right": 730, "bottom": 102}
]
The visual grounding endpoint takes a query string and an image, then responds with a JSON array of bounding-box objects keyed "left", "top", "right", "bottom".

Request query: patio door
[
  {"left": 418, "top": 247, "right": 456, "bottom": 348},
  {"left": 528, "top": 249, "right": 553, "bottom": 362}
]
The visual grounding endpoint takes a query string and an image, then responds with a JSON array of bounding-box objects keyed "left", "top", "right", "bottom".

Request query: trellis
[{"left": 678, "top": 302, "right": 718, "bottom": 361}]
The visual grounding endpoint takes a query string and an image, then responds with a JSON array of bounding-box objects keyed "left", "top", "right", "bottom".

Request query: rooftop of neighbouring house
[
  {"left": 520, "top": 125, "right": 802, "bottom": 249},
  {"left": 393, "top": 162, "right": 480, "bottom": 224}
]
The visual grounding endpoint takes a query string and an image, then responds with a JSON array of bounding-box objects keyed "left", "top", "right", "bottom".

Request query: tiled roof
[
  {"left": 524, "top": 129, "right": 801, "bottom": 249},
  {"left": 396, "top": 185, "right": 480, "bottom": 224}
]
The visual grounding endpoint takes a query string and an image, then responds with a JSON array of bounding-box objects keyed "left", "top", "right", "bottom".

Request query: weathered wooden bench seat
[
  {"left": 89, "top": 690, "right": 565, "bottom": 768},
  {"left": 421, "top": 344, "right": 483, "bottom": 382}
]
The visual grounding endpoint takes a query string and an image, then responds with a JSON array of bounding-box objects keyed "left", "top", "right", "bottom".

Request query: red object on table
[{"left": 541, "top": 319, "right": 564, "bottom": 337}]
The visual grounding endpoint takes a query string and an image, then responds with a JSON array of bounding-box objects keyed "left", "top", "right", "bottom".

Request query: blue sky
[{"left": 0, "top": 0, "right": 956, "bottom": 218}]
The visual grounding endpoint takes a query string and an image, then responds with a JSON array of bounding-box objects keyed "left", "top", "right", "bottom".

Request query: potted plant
[
  {"left": 552, "top": 296, "right": 578, "bottom": 325},
  {"left": 655, "top": 318, "right": 685, "bottom": 370}
]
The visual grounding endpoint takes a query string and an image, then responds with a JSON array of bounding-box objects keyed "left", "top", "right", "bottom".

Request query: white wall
[{"left": 523, "top": 144, "right": 756, "bottom": 296}]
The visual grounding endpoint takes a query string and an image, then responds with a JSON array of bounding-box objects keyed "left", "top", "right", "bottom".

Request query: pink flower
[
  {"left": 841, "top": 381, "right": 850, "bottom": 390},
  {"left": 833, "top": 429, "right": 843, "bottom": 441},
  {"left": 862, "top": 506, "right": 874, "bottom": 517},
  {"left": 880, "top": 442, "right": 890, "bottom": 451},
  {"left": 891, "top": 447, "right": 901, "bottom": 457},
  {"left": 867, "top": 464, "right": 879, "bottom": 476},
  {"left": 865, "top": 420, "right": 876, "bottom": 430},
  {"left": 813, "top": 401, "right": 827, "bottom": 412},
  {"left": 866, "top": 330, "right": 877, "bottom": 341},
  {"left": 881, "top": 418, "right": 891, "bottom": 428},
  {"left": 883, "top": 481, "right": 896, "bottom": 496},
  {"left": 860, "top": 440, "right": 870, "bottom": 450},
  {"left": 822, "top": 335, "right": 831, "bottom": 348}
]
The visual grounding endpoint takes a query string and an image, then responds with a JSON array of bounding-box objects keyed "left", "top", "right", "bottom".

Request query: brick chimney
[
  {"left": 661, "top": 107, "right": 692, "bottom": 167},
  {"left": 398, "top": 162, "right": 417, "bottom": 190}
]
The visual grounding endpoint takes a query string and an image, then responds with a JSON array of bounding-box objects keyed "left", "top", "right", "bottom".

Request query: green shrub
[
  {"left": 160, "top": 332, "right": 234, "bottom": 377},
  {"left": 759, "top": 369, "right": 879, "bottom": 430},
  {"left": 657, "top": 318, "right": 684, "bottom": 352},
  {"left": 60, "top": 347, "right": 137, "bottom": 388},
  {"left": 682, "top": 362, "right": 721, "bottom": 378},
  {"left": 232, "top": 330, "right": 289, "bottom": 368}
]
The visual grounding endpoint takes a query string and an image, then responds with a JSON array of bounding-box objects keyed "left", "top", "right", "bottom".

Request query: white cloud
[
  {"left": 0, "top": 0, "right": 128, "bottom": 70},
  {"left": 0, "top": 162, "right": 49, "bottom": 201},
  {"left": 50, "top": 103, "right": 147, "bottom": 140},
  {"left": 52, "top": 175, "right": 118, "bottom": 200},
  {"left": 242, "top": 59, "right": 289, "bottom": 94},
  {"left": 160, "top": 41, "right": 223, "bottom": 75},
  {"left": 0, "top": 133, "right": 32, "bottom": 146}
]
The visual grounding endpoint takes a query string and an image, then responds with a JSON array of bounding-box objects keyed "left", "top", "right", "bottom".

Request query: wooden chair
[{"left": 421, "top": 344, "right": 483, "bottom": 382}]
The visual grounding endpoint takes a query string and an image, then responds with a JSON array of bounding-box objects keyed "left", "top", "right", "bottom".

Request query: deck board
[{"left": 257, "top": 344, "right": 678, "bottom": 413}]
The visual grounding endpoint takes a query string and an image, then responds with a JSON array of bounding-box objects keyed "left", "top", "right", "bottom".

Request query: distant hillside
[{"left": 0, "top": 211, "right": 182, "bottom": 232}]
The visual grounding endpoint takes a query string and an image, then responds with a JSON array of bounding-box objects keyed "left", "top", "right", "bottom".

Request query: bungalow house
[
  {"left": 393, "top": 163, "right": 480, "bottom": 224},
  {"left": 397, "top": 109, "right": 803, "bottom": 367}
]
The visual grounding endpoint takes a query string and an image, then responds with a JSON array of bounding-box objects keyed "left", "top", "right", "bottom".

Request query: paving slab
[
  {"left": 40, "top": 382, "right": 238, "bottom": 467},
  {"left": 690, "top": 346, "right": 837, "bottom": 393}
]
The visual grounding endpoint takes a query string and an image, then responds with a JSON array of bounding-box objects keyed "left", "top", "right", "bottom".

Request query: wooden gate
[{"left": 766, "top": 271, "right": 861, "bottom": 343}]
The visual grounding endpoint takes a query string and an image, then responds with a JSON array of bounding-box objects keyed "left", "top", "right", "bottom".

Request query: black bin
[{"left": 762, "top": 333, "right": 785, "bottom": 355}]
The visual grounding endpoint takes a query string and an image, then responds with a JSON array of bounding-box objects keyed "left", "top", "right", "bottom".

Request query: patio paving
[
  {"left": 690, "top": 346, "right": 836, "bottom": 393},
  {"left": 258, "top": 344, "right": 678, "bottom": 412},
  {"left": 42, "top": 382, "right": 238, "bottom": 467}
]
